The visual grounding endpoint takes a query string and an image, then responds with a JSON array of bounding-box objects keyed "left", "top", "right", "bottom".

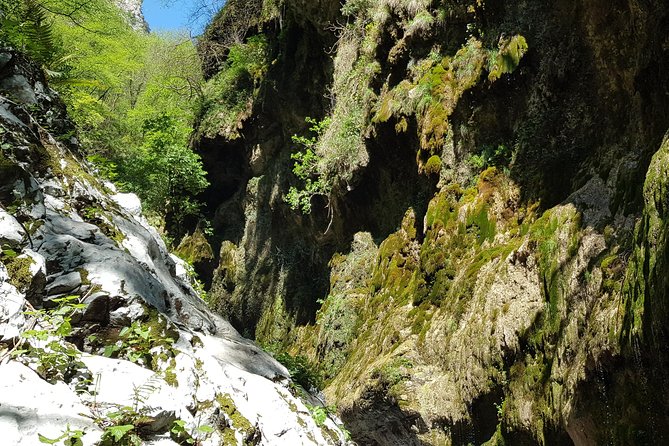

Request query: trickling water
[
  {"left": 594, "top": 361, "right": 613, "bottom": 446},
  {"left": 632, "top": 335, "right": 661, "bottom": 442}
]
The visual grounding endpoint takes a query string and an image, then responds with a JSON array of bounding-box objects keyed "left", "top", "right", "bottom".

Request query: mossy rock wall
[{"left": 196, "top": 1, "right": 669, "bottom": 444}]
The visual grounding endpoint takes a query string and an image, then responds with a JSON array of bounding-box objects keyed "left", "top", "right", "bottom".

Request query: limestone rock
[
  {"left": 0, "top": 47, "right": 350, "bottom": 446},
  {"left": 112, "top": 192, "right": 142, "bottom": 216},
  {"left": 0, "top": 263, "right": 25, "bottom": 340},
  {"left": 80, "top": 355, "right": 182, "bottom": 433},
  {"left": 114, "top": 0, "right": 148, "bottom": 31},
  {"left": 0, "top": 210, "right": 26, "bottom": 248},
  {"left": 0, "top": 361, "right": 101, "bottom": 445},
  {"left": 0, "top": 75, "right": 37, "bottom": 104},
  {"left": 46, "top": 271, "right": 82, "bottom": 296}
]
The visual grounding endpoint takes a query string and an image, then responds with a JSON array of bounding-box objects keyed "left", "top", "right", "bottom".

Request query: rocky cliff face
[
  {"left": 0, "top": 48, "right": 350, "bottom": 445},
  {"left": 194, "top": 0, "right": 669, "bottom": 444},
  {"left": 115, "top": 0, "right": 148, "bottom": 31}
]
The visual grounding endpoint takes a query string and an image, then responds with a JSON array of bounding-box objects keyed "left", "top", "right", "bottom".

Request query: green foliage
[
  {"left": 271, "top": 350, "right": 323, "bottom": 391},
  {"left": 285, "top": 117, "right": 332, "bottom": 213},
  {"left": 92, "top": 376, "right": 162, "bottom": 446},
  {"left": 488, "top": 35, "right": 528, "bottom": 82},
  {"left": 0, "top": 0, "right": 127, "bottom": 74},
  {"left": 100, "top": 320, "right": 174, "bottom": 368},
  {"left": 101, "top": 425, "right": 136, "bottom": 445},
  {"left": 118, "top": 113, "right": 209, "bottom": 229},
  {"left": 3, "top": 0, "right": 208, "bottom": 234},
  {"left": 38, "top": 425, "right": 85, "bottom": 446},
  {"left": 170, "top": 420, "right": 215, "bottom": 445},
  {"left": 305, "top": 404, "right": 329, "bottom": 426},
  {"left": 13, "top": 296, "right": 86, "bottom": 383},
  {"left": 341, "top": 0, "right": 372, "bottom": 17},
  {"left": 468, "top": 144, "right": 513, "bottom": 170},
  {"left": 0, "top": 0, "right": 55, "bottom": 66},
  {"left": 198, "top": 34, "right": 269, "bottom": 139}
]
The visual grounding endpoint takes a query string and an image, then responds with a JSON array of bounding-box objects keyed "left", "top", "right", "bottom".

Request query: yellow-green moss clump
[
  {"left": 374, "top": 35, "right": 528, "bottom": 159},
  {"left": 175, "top": 228, "right": 214, "bottom": 265},
  {"left": 3, "top": 255, "right": 34, "bottom": 292},
  {"left": 423, "top": 155, "right": 442, "bottom": 175},
  {"left": 216, "top": 393, "right": 258, "bottom": 445}
]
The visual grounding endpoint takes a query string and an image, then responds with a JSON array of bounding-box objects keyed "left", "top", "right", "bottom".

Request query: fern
[
  {"left": 131, "top": 375, "right": 160, "bottom": 413},
  {"left": 0, "top": 0, "right": 57, "bottom": 65}
]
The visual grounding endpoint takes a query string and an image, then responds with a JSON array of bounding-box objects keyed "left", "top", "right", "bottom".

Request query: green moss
[
  {"left": 144, "top": 307, "right": 180, "bottom": 344},
  {"left": 3, "top": 255, "right": 34, "bottom": 292},
  {"left": 77, "top": 204, "right": 125, "bottom": 245},
  {"left": 314, "top": 293, "right": 359, "bottom": 380},
  {"left": 467, "top": 205, "right": 496, "bottom": 245},
  {"left": 175, "top": 228, "right": 214, "bottom": 265},
  {"left": 217, "top": 393, "right": 257, "bottom": 444},
  {"left": 163, "top": 358, "right": 178, "bottom": 387},
  {"left": 425, "top": 187, "right": 461, "bottom": 229},
  {"left": 77, "top": 268, "right": 90, "bottom": 285},
  {"left": 0, "top": 152, "right": 24, "bottom": 191},
  {"left": 423, "top": 155, "right": 442, "bottom": 175},
  {"left": 198, "top": 34, "right": 270, "bottom": 140},
  {"left": 375, "top": 357, "right": 412, "bottom": 390},
  {"left": 488, "top": 35, "right": 528, "bottom": 82}
]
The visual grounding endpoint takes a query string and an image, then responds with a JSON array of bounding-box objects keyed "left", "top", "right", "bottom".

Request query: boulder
[
  {"left": 0, "top": 263, "right": 25, "bottom": 340},
  {"left": 46, "top": 271, "right": 82, "bottom": 296},
  {"left": 80, "top": 355, "right": 184, "bottom": 434},
  {"left": 0, "top": 210, "right": 25, "bottom": 248},
  {"left": 112, "top": 192, "right": 142, "bottom": 216},
  {"left": 0, "top": 361, "right": 101, "bottom": 445},
  {"left": 0, "top": 74, "right": 37, "bottom": 104}
]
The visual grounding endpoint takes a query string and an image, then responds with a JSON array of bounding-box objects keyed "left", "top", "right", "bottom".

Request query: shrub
[
  {"left": 13, "top": 296, "right": 87, "bottom": 383},
  {"left": 117, "top": 113, "right": 209, "bottom": 230},
  {"left": 284, "top": 117, "right": 332, "bottom": 214},
  {"left": 198, "top": 34, "right": 269, "bottom": 139},
  {"left": 467, "top": 144, "right": 513, "bottom": 171}
]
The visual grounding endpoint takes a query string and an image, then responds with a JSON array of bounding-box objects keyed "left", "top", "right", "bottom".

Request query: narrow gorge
[{"left": 1, "top": 0, "right": 669, "bottom": 445}]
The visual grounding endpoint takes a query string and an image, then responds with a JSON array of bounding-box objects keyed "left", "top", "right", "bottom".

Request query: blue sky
[{"left": 142, "top": 0, "right": 217, "bottom": 34}]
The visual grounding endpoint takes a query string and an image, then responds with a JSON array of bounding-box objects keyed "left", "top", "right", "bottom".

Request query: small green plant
[
  {"left": 183, "top": 261, "right": 208, "bottom": 301},
  {"left": 284, "top": 117, "right": 332, "bottom": 214},
  {"left": 100, "top": 425, "right": 137, "bottom": 445},
  {"left": 87, "top": 154, "right": 121, "bottom": 184},
  {"left": 90, "top": 376, "right": 161, "bottom": 446},
  {"left": 269, "top": 349, "right": 323, "bottom": 391},
  {"left": 99, "top": 320, "right": 174, "bottom": 368},
  {"left": 170, "top": 420, "right": 215, "bottom": 445},
  {"left": 306, "top": 404, "right": 328, "bottom": 426},
  {"left": 38, "top": 424, "right": 85, "bottom": 446},
  {"left": 468, "top": 144, "right": 513, "bottom": 170},
  {"left": 170, "top": 420, "right": 194, "bottom": 445},
  {"left": 13, "top": 296, "right": 86, "bottom": 383}
]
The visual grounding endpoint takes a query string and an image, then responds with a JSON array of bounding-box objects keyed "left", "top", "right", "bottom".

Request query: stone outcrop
[
  {"left": 194, "top": 0, "right": 669, "bottom": 444},
  {"left": 114, "top": 0, "right": 148, "bottom": 31},
  {"left": 0, "top": 47, "right": 349, "bottom": 445}
]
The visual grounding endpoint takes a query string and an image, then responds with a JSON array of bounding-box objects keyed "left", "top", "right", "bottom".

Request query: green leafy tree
[
  {"left": 120, "top": 114, "right": 209, "bottom": 231},
  {"left": 2, "top": 0, "right": 208, "bottom": 237}
]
